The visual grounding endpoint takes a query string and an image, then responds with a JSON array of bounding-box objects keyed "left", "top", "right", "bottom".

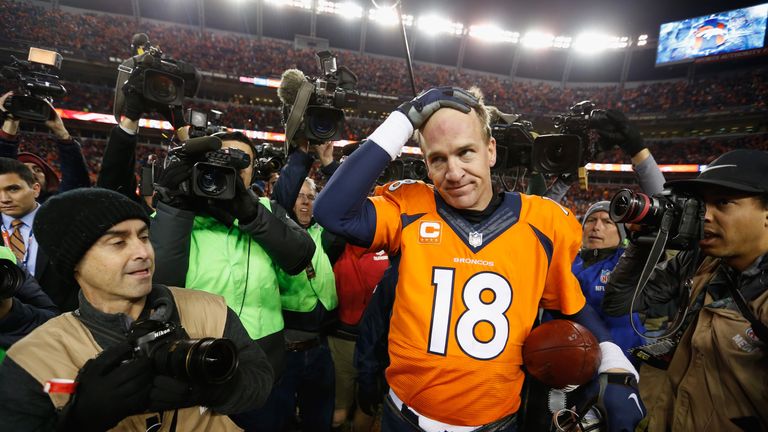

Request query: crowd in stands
[{"left": 2, "top": 1, "right": 768, "bottom": 118}]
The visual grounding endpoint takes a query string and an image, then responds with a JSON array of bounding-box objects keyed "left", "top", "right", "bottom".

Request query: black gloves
[
  {"left": 208, "top": 177, "right": 262, "bottom": 226},
  {"left": 60, "top": 343, "right": 153, "bottom": 432},
  {"left": 356, "top": 374, "right": 388, "bottom": 416},
  {"left": 155, "top": 159, "right": 197, "bottom": 210},
  {"left": 156, "top": 104, "right": 187, "bottom": 130},
  {"left": 592, "top": 109, "right": 646, "bottom": 157},
  {"left": 564, "top": 372, "right": 646, "bottom": 432},
  {"left": 397, "top": 86, "right": 479, "bottom": 129},
  {"left": 148, "top": 375, "right": 205, "bottom": 412},
  {"left": 121, "top": 80, "right": 186, "bottom": 129}
]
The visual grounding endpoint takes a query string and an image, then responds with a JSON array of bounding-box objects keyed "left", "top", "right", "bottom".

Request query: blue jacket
[{"left": 572, "top": 248, "right": 646, "bottom": 359}]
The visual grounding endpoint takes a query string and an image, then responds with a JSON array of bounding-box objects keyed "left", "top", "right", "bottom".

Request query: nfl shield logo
[{"left": 468, "top": 231, "right": 483, "bottom": 247}]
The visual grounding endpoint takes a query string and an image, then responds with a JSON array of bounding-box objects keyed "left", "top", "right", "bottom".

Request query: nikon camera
[
  {"left": 126, "top": 319, "right": 239, "bottom": 384},
  {"left": 1, "top": 48, "right": 66, "bottom": 122}
]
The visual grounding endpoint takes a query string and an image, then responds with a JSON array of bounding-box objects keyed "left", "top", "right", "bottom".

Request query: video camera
[
  {"left": 492, "top": 101, "right": 612, "bottom": 176},
  {"left": 187, "top": 108, "right": 227, "bottom": 138},
  {"left": 113, "top": 33, "right": 201, "bottom": 121},
  {"left": 252, "top": 143, "right": 285, "bottom": 181},
  {"left": 1, "top": 48, "right": 66, "bottom": 122},
  {"left": 163, "top": 135, "right": 251, "bottom": 201},
  {"left": 126, "top": 319, "right": 239, "bottom": 385},
  {"left": 280, "top": 51, "right": 359, "bottom": 148},
  {"left": 609, "top": 188, "right": 704, "bottom": 250},
  {"left": 378, "top": 157, "right": 428, "bottom": 185}
]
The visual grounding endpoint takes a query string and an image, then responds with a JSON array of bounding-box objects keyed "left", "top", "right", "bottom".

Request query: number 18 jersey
[{"left": 369, "top": 181, "right": 585, "bottom": 426}]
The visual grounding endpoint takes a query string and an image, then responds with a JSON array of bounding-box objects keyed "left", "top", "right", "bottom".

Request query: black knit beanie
[{"left": 34, "top": 188, "right": 150, "bottom": 278}]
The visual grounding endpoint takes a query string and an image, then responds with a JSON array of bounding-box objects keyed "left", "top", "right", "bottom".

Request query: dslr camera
[
  {"left": 113, "top": 33, "right": 201, "bottom": 120},
  {"left": 0, "top": 257, "right": 26, "bottom": 300},
  {"left": 282, "top": 51, "right": 359, "bottom": 145},
  {"left": 252, "top": 143, "right": 285, "bottom": 180},
  {"left": 609, "top": 188, "right": 704, "bottom": 250},
  {"left": 126, "top": 319, "right": 239, "bottom": 384},
  {"left": 164, "top": 135, "right": 251, "bottom": 201},
  {"left": 1, "top": 48, "right": 66, "bottom": 122}
]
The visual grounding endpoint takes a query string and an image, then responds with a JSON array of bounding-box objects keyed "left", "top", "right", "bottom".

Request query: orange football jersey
[{"left": 369, "top": 180, "right": 585, "bottom": 426}]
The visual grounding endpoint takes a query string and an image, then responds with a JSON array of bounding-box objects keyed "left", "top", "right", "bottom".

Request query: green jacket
[{"left": 278, "top": 224, "right": 338, "bottom": 313}]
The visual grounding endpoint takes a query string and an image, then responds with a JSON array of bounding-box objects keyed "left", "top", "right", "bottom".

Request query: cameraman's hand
[
  {"left": 148, "top": 375, "right": 206, "bottom": 411},
  {"left": 156, "top": 104, "right": 187, "bottom": 130},
  {"left": 209, "top": 176, "right": 261, "bottom": 226},
  {"left": 0, "top": 91, "right": 20, "bottom": 135},
  {"left": 122, "top": 84, "right": 147, "bottom": 122},
  {"left": 43, "top": 100, "right": 71, "bottom": 141},
  {"left": 62, "top": 342, "right": 153, "bottom": 432},
  {"left": 397, "top": 86, "right": 479, "bottom": 129},
  {"left": 314, "top": 141, "right": 335, "bottom": 167},
  {"left": 591, "top": 109, "right": 645, "bottom": 157},
  {"left": 155, "top": 159, "right": 196, "bottom": 210}
]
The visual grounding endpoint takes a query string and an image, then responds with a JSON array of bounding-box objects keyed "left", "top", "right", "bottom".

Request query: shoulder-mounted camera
[{"left": 1, "top": 48, "right": 66, "bottom": 122}]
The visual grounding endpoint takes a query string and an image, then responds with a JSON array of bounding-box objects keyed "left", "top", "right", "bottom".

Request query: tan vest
[
  {"left": 648, "top": 258, "right": 768, "bottom": 432},
  {"left": 7, "top": 286, "right": 243, "bottom": 432}
]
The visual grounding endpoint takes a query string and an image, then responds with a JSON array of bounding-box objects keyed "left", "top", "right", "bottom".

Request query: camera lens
[
  {"left": 609, "top": 189, "right": 666, "bottom": 225},
  {"left": 197, "top": 169, "right": 227, "bottom": 196},
  {"left": 305, "top": 106, "right": 343, "bottom": 141},
  {"left": 0, "top": 258, "right": 25, "bottom": 299},
  {"left": 144, "top": 71, "right": 180, "bottom": 104},
  {"left": 154, "top": 338, "right": 239, "bottom": 384}
]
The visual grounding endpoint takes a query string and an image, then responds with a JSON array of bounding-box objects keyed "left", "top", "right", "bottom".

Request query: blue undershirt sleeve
[{"left": 546, "top": 303, "right": 613, "bottom": 343}]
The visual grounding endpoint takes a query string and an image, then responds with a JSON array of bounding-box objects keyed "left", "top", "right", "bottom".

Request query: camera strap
[
  {"left": 726, "top": 282, "right": 768, "bottom": 344},
  {"left": 283, "top": 81, "right": 314, "bottom": 156}
]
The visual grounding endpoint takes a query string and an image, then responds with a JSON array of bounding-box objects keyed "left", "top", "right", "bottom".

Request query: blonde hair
[{"left": 414, "top": 86, "right": 492, "bottom": 149}]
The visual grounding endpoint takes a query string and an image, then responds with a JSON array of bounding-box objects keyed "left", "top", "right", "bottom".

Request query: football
[{"left": 522, "top": 319, "right": 602, "bottom": 388}]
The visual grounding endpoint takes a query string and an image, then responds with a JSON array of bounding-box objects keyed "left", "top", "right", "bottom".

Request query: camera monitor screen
[{"left": 656, "top": 3, "right": 768, "bottom": 66}]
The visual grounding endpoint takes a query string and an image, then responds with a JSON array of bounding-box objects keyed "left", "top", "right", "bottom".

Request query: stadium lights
[
  {"left": 469, "top": 24, "right": 520, "bottom": 43},
  {"left": 573, "top": 32, "right": 612, "bottom": 54},
  {"left": 637, "top": 34, "right": 648, "bottom": 46},
  {"left": 521, "top": 31, "right": 555, "bottom": 49},
  {"left": 368, "top": 7, "right": 413, "bottom": 26},
  {"left": 553, "top": 36, "right": 571, "bottom": 49},
  {"left": 317, "top": 1, "right": 363, "bottom": 19},
  {"left": 417, "top": 15, "right": 464, "bottom": 37},
  {"left": 265, "top": 0, "right": 313, "bottom": 9}
]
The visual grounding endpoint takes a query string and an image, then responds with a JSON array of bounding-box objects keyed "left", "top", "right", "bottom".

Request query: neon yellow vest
[
  {"left": 186, "top": 198, "right": 284, "bottom": 339},
  {"left": 277, "top": 224, "right": 337, "bottom": 312}
]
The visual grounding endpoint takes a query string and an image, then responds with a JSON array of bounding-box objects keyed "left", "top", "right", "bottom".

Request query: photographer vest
[
  {"left": 648, "top": 257, "right": 768, "bottom": 431},
  {"left": 7, "top": 286, "right": 241, "bottom": 431},
  {"left": 277, "top": 223, "right": 337, "bottom": 313},
  {"left": 186, "top": 198, "right": 284, "bottom": 340}
]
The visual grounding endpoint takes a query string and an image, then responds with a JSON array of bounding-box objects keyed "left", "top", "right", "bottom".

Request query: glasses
[{"left": 297, "top": 192, "right": 316, "bottom": 202}]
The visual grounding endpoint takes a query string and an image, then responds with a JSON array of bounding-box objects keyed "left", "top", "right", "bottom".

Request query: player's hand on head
[{"left": 397, "top": 86, "right": 480, "bottom": 129}]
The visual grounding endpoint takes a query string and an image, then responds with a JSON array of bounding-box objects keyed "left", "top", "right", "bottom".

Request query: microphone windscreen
[{"left": 278, "top": 69, "right": 308, "bottom": 106}]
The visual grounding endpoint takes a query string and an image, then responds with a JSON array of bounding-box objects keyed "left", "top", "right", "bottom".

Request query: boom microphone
[
  {"left": 131, "top": 33, "right": 150, "bottom": 56},
  {"left": 181, "top": 135, "right": 222, "bottom": 154},
  {"left": 278, "top": 69, "right": 308, "bottom": 106}
]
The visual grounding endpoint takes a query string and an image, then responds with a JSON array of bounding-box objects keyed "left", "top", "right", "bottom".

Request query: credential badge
[{"left": 468, "top": 231, "right": 483, "bottom": 247}]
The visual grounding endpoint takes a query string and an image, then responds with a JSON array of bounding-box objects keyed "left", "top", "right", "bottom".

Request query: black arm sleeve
[
  {"left": 603, "top": 244, "right": 690, "bottom": 317},
  {"left": 238, "top": 200, "right": 315, "bottom": 275},
  {"left": 97, "top": 126, "right": 140, "bottom": 203},
  {"left": 208, "top": 307, "right": 274, "bottom": 414},
  {"left": 0, "top": 134, "right": 19, "bottom": 158},
  {"left": 321, "top": 229, "right": 346, "bottom": 266},
  {"left": 56, "top": 138, "right": 91, "bottom": 191},
  {"left": 0, "top": 357, "right": 58, "bottom": 430},
  {"left": 150, "top": 202, "right": 194, "bottom": 287}
]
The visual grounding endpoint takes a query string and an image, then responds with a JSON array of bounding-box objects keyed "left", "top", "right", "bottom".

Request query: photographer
[
  {"left": 0, "top": 245, "right": 58, "bottom": 353},
  {"left": 0, "top": 188, "right": 273, "bottom": 431},
  {"left": 0, "top": 91, "right": 91, "bottom": 203},
  {"left": 604, "top": 149, "right": 768, "bottom": 431},
  {"left": 242, "top": 139, "right": 345, "bottom": 431},
  {"left": 314, "top": 87, "right": 644, "bottom": 431},
  {"left": 150, "top": 131, "right": 316, "bottom": 379}
]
